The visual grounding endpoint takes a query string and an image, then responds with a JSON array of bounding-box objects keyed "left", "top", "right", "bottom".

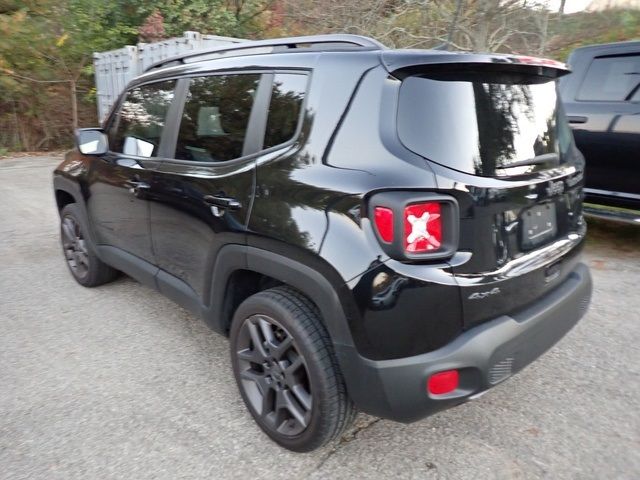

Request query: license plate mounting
[{"left": 521, "top": 203, "right": 557, "bottom": 250}]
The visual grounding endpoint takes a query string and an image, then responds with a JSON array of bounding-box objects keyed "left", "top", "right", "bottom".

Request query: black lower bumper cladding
[{"left": 337, "top": 262, "right": 592, "bottom": 422}]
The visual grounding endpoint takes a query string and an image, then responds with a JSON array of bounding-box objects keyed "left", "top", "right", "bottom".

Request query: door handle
[
  {"left": 126, "top": 179, "right": 151, "bottom": 196},
  {"left": 203, "top": 195, "right": 242, "bottom": 210},
  {"left": 567, "top": 115, "right": 588, "bottom": 124}
]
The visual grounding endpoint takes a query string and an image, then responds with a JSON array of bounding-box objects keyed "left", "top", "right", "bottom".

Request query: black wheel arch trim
[
  {"left": 207, "top": 245, "right": 356, "bottom": 349},
  {"left": 210, "top": 245, "right": 379, "bottom": 414},
  {"left": 53, "top": 176, "right": 82, "bottom": 212}
]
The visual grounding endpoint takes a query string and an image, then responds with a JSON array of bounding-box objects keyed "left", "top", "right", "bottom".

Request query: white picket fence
[{"left": 93, "top": 31, "right": 244, "bottom": 122}]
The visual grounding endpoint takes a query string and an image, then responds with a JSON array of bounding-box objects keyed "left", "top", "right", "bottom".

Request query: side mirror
[{"left": 76, "top": 128, "right": 108, "bottom": 155}]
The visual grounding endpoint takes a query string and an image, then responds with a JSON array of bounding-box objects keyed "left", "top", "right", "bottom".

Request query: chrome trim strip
[{"left": 585, "top": 188, "right": 640, "bottom": 201}]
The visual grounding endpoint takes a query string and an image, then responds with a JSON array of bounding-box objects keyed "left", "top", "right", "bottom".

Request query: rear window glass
[
  {"left": 175, "top": 74, "right": 260, "bottom": 162},
  {"left": 578, "top": 55, "right": 640, "bottom": 102},
  {"left": 264, "top": 73, "right": 307, "bottom": 149},
  {"left": 397, "top": 74, "right": 570, "bottom": 177}
]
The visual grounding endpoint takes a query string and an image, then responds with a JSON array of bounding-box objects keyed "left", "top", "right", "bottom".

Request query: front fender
[{"left": 52, "top": 152, "right": 96, "bottom": 245}]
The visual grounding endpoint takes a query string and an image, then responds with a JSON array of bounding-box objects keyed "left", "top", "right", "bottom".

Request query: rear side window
[
  {"left": 263, "top": 74, "right": 307, "bottom": 149},
  {"left": 175, "top": 74, "right": 260, "bottom": 162},
  {"left": 397, "top": 73, "right": 567, "bottom": 177},
  {"left": 577, "top": 55, "right": 640, "bottom": 102},
  {"left": 108, "top": 80, "right": 176, "bottom": 157}
]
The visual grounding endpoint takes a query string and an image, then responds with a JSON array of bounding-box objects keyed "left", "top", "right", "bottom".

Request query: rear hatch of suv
[{"left": 385, "top": 52, "right": 586, "bottom": 329}]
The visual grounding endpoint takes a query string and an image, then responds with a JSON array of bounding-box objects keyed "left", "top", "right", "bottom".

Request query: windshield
[{"left": 397, "top": 73, "right": 572, "bottom": 177}]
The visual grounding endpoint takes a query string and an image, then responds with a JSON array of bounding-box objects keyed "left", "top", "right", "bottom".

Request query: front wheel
[
  {"left": 229, "top": 286, "right": 355, "bottom": 452},
  {"left": 60, "top": 204, "right": 118, "bottom": 287}
]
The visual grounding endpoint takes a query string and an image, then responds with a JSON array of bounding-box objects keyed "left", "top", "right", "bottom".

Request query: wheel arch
[
  {"left": 53, "top": 175, "right": 98, "bottom": 247},
  {"left": 53, "top": 176, "right": 82, "bottom": 211},
  {"left": 207, "top": 245, "right": 355, "bottom": 350},
  {"left": 55, "top": 189, "right": 76, "bottom": 211}
]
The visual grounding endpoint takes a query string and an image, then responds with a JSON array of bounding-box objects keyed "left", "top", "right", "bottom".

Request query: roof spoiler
[{"left": 381, "top": 51, "right": 570, "bottom": 80}]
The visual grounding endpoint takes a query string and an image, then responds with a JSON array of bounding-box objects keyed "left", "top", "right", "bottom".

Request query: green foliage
[{"left": 0, "top": 0, "right": 273, "bottom": 150}]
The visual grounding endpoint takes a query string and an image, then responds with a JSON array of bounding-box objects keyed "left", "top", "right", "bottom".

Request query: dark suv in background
[
  {"left": 53, "top": 35, "right": 592, "bottom": 451},
  {"left": 560, "top": 40, "right": 640, "bottom": 222}
]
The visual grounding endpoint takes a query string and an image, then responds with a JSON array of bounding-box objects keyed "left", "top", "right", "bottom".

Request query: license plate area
[{"left": 520, "top": 203, "right": 557, "bottom": 250}]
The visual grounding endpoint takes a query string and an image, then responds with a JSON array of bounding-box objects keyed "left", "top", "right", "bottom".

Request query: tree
[
  {"left": 139, "top": 10, "right": 166, "bottom": 43},
  {"left": 277, "top": 0, "right": 553, "bottom": 52},
  {"left": 0, "top": 0, "right": 275, "bottom": 151}
]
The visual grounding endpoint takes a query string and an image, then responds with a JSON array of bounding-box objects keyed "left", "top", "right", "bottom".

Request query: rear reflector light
[
  {"left": 427, "top": 370, "right": 459, "bottom": 395},
  {"left": 404, "top": 202, "right": 442, "bottom": 253},
  {"left": 374, "top": 206, "right": 394, "bottom": 243}
]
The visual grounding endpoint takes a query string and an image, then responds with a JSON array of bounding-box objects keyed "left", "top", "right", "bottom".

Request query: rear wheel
[
  {"left": 230, "top": 286, "right": 355, "bottom": 452},
  {"left": 60, "top": 204, "right": 118, "bottom": 287}
]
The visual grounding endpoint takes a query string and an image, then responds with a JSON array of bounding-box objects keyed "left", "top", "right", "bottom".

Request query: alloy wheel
[
  {"left": 235, "top": 314, "right": 313, "bottom": 436},
  {"left": 61, "top": 215, "right": 89, "bottom": 279}
]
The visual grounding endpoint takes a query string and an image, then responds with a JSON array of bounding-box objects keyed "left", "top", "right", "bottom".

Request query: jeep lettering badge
[{"left": 546, "top": 180, "right": 565, "bottom": 196}]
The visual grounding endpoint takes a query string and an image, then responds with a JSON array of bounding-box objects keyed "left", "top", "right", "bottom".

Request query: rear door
[
  {"left": 87, "top": 79, "right": 176, "bottom": 264},
  {"left": 149, "top": 72, "right": 270, "bottom": 304},
  {"left": 564, "top": 52, "right": 640, "bottom": 206}
]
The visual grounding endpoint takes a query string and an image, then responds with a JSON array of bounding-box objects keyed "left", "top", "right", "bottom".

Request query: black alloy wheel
[
  {"left": 61, "top": 214, "right": 90, "bottom": 280},
  {"left": 230, "top": 286, "right": 355, "bottom": 452},
  {"left": 235, "top": 314, "right": 313, "bottom": 436},
  {"left": 59, "top": 204, "right": 118, "bottom": 287}
]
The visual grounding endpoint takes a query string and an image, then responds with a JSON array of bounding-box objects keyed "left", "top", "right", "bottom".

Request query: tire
[
  {"left": 59, "top": 204, "right": 118, "bottom": 287},
  {"left": 230, "top": 286, "right": 356, "bottom": 452}
]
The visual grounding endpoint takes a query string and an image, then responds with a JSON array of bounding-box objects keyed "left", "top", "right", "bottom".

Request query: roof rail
[{"left": 145, "top": 34, "right": 387, "bottom": 72}]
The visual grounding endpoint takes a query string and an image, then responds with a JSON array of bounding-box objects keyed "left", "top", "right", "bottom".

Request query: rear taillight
[
  {"left": 369, "top": 192, "right": 459, "bottom": 261},
  {"left": 374, "top": 207, "right": 394, "bottom": 243},
  {"left": 404, "top": 202, "right": 442, "bottom": 253}
]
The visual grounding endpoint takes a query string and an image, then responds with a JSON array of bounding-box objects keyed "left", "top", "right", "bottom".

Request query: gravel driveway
[{"left": 1, "top": 155, "right": 639, "bottom": 479}]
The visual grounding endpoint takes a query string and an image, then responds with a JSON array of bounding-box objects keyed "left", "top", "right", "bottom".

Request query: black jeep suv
[{"left": 53, "top": 35, "right": 592, "bottom": 452}]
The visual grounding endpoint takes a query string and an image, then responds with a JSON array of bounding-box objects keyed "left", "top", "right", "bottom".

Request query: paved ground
[{"left": 1, "top": 155, "right": 639, "bottom": 480}]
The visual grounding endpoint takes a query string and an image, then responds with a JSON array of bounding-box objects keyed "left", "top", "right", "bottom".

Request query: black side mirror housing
[{"left": 76, "top": 128, "right": 108, "bottom": 156}]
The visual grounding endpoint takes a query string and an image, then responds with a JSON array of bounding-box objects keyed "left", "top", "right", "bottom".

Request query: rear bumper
[{"left": 336, "top": 262, "right": 592, "bottom": 422}]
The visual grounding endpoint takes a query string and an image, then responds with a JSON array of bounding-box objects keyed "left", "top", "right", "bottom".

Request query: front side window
[
  {"left": 175, "top": 74, "right": 260, "bottom": 162},
  {"left": 263, "top": 73, "right": 307, "bottom": 149},
  {"left": 577, "top": 55, "right": 640, "bottom": 102},
  {"left": 108, "top": 80, "right": 176, "bottom": 157}
]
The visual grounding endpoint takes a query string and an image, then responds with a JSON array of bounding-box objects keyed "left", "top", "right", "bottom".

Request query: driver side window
[{"left": 108, "top": 80, "right": 176, "bottom": 157}]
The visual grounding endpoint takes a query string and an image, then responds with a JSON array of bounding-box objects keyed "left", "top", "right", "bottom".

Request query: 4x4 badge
[{"left": 468, "top": 287, "right": 501, "bottom": 300}]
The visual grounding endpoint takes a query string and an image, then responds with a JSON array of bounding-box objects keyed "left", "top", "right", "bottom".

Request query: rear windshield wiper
[{"left": 502, "top": 153, "right": 559, "bottom": 169}]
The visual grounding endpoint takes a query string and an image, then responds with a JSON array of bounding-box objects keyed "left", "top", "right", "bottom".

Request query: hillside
[{"left": 547, "top": 8, "right": 640, "bottom": 59}]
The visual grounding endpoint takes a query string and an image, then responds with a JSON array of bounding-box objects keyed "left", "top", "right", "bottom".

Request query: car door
[
  {"left": 87, "top": 79, "right": 177, "bottom": 265},
  {"left": 565, "top": 53, "right": 640, "bottom": 204},
  {"left": 149, "top": 73, "right": 271, "bottom": 305}
]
